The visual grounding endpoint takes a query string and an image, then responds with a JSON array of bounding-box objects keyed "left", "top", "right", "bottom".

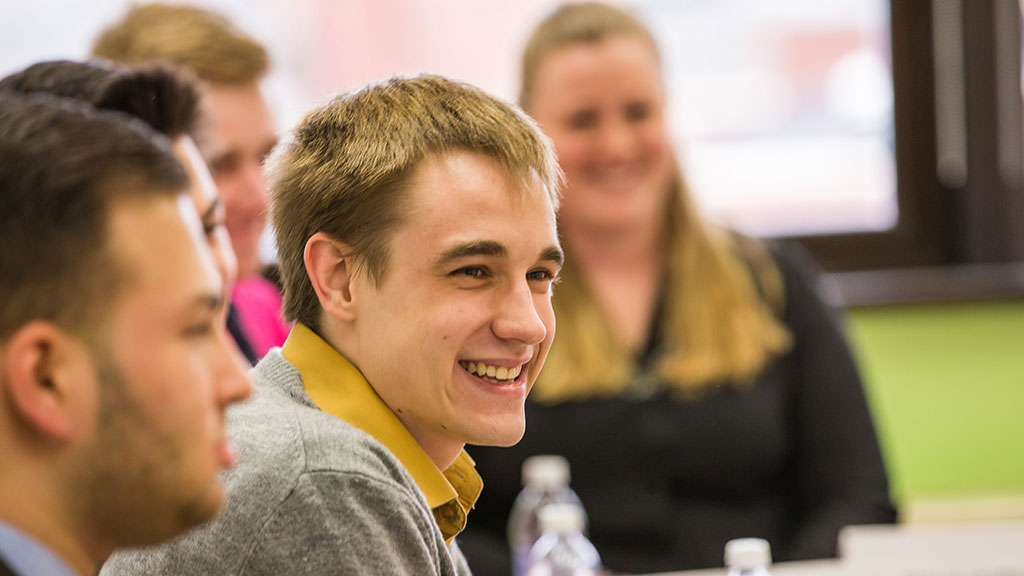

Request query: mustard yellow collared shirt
[{"left": 283, "top": 323, "right": 483, "bottom": 544}]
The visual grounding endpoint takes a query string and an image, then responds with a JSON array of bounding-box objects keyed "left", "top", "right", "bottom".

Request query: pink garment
[{"left": 231, "top": 275, "right": 291, "bottom": 359}]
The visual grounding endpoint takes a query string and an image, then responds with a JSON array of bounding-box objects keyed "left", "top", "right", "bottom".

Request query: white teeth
[{"left": 460, "top": 361, "right": 524, "bottom": 382}]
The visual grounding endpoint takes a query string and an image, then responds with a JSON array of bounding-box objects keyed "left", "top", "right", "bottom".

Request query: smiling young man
[
  {"left": 0, "top": 94, "right": 250, "bottom": 576},
  {"left": 102, "top": 75, "right": 562, "bottom": 575}
]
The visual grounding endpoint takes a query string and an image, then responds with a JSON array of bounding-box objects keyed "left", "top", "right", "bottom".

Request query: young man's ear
[
  {"left": 304, "top": 232, "right": 359, "bottom": 322},
  {"left": 1, "top": 322, "right": 85, "bottom": 441}
]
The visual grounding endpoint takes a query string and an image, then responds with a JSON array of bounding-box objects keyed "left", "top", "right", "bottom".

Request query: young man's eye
[
  {"left": 527, "top": 268, "right": 558, "bottom": 283},
  {"left": 453, "top": 266, "right": 489, "bottom": 279}
]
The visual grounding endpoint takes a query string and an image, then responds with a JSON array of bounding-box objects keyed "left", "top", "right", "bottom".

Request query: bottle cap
[
  {"left": 522, "top": 455, "right": 571, "bottom": 488},
  {"left": 537, "top": 503, "right": 585, "bottom": 534},
  {"left": 724, "top": 538, "right": 771, "bottom": 569}
]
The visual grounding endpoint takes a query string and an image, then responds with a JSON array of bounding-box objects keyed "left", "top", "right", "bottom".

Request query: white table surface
[
  {"left": 645, "top": 558, "right": 845, "bottom": 576},
  {"left": 641, "top": 522, "right": 1024, "bottom": 576}
]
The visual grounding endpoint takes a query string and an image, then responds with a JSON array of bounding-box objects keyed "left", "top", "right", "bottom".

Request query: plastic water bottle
[
  {"left": 725, "top": 538, "right": 773, "bottom": 576},
  {"left": 508, "top": 455, "right": 586, "bottom": 576},
  {"left": 524, "top": 504, "right": 602, "bottom": 576}
]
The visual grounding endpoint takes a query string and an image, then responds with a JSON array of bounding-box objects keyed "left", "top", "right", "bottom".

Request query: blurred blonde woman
[{"left": 461, "top": 3, "right": 896, "bottom": 573}]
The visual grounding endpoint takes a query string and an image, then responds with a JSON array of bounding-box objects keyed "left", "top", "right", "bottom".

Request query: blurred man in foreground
[{"left": 0, "top": 93, "right": 250, "bottom": 576}]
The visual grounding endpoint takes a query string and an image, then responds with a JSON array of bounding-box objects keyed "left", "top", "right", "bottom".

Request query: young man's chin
[{"left": 468, "top": 420, "right": 527, "bottom": 448}]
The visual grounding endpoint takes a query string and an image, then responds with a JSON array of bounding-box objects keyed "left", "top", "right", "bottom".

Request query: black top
[{"left": 459, "top": 242, "right": 896, "bottom": 574}]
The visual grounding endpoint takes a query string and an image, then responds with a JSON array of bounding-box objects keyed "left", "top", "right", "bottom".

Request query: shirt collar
[
  {"left": 0, "top": 520, "right": 78, "bottom": 576},
  {"left": 282, "top": 323, "right": 482, "bottom": 543}
]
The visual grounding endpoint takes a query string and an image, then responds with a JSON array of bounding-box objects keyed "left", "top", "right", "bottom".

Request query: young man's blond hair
[{"left": 268, "top": 74, "right": 562, "bottom": 332}]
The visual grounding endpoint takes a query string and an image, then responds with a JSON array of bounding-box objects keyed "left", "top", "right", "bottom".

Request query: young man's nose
[{"left": 491, "top": 282, "right": 548, "bottom": 345}]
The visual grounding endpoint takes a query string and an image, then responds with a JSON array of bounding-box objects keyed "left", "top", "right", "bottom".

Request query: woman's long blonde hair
[{"left": 523, "top": 2, "right": 793, "bottom": 403}]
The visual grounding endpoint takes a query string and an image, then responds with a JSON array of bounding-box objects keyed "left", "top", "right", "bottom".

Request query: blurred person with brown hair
[
  {"left": 459, "top": 2, "right": 896, "bottom": 573},
  {"left": 0, "top": 59, "right": 237, "bottom": 303},
  {"left": 93, "top": 2, "right": 288, "bottom": 364},
  {"left": 0, "top": 92, "right": 250, "bottom": 576}
]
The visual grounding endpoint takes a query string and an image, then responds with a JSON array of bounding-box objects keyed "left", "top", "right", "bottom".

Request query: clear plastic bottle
[
  {"left": 508, "top": 455, "right": 587, "bottom": 576},
  {"left": 524, "top": 504, "right": 602, "bottom": 576},
  {"left": 725, "top": 538, "right": 773, "bottom": 576}
]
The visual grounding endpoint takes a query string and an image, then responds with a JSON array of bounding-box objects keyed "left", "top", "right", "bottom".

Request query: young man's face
[
  {"left": 350, "top": 151, "right": 562, "bottom": 464},
  {"left": 75, "top": 194, "right": 250, "bottom": 545}
]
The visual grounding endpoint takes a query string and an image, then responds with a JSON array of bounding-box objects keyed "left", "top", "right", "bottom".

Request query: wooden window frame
[{"left": 791, "top": 0, "right": 1024, "bottom": 306}]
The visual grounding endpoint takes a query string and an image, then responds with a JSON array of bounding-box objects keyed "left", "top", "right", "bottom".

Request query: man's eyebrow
[
  {"left": 433, "top": 240, "right": 508, "bottom": 267},
  {"left": 540, "top": 245, "right": 565, "bottom": 267}
]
